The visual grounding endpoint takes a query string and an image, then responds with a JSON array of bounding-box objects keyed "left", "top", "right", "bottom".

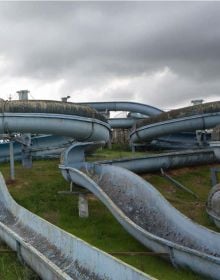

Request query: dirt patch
[
  {"left": 42, "top": 211, "right": 59, "bottom": 224},
  {"left": 87, "top": 194, "right": 98, "bottom": 201},
  {"left": 5, "top": 179, "right": 17, "bottom": 186},
  {"left": 5, "top": 178, "right": 30, "bottom": 190}
]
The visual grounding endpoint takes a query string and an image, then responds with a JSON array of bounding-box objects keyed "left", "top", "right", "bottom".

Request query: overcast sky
[{"left": 0, "top": 2, "right": 220, "bottom": 110}]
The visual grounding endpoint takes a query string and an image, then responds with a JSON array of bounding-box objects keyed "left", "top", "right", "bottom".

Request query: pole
[{"left": 9, "top": 141, "right": 15, "bottom": 180}]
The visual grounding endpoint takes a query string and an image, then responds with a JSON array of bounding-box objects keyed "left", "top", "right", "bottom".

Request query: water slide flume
[
  {"left": 60, "top": 142, "right": 220, "bottom": 280},
  {"left": 206, "top": 143, "right": 220, "bottom": 228},
  {"left": 1, "top": 99, "right": 220, "bottom": 279},
  {"left": 0, "top": 135, "right": 75, "bottom": 163},
  {"left": 130, "top": 101, "right": 220, "bottom": 144},
  {"left": 0, "top": 100, "right": 162, "bottom": 162},
  {"left": 77, "top": 101, "right": 163, "bottom": 116},
  {"left": 0, "top": 100, "right": 204, "bottom": 161},
  {"left": 0, "top": 100, "right": 154, "bottom": 280},
  {"left": 0, "top": 174, "right": 154, "bottom": 280},
  {"left": 0, "top": 100, "right": 109, "bottom": 141}
]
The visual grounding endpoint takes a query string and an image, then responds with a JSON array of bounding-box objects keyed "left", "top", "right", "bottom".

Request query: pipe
[
  {"left": 109, "top": 118, "right": 142, "bottom": 128},
  {"left": 97, "top": 148, "right": 215, "bottom": 173},
  {"left": 78, "top": 101, "right": 163, "bottom": 116},
  {"left": 130, "top": 113, "right": 220, "bottom": 143},
  {"left": 0, "top": 135, "right": 75, "bottom": 163},
  {"left": 0, "top": 112, "right": 110, "bottom": 142}
]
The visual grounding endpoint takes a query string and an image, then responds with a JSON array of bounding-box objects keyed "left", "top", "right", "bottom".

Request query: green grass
[
  {"left": 0, "top": 147, "right": 218, "bottom": 279},
  {"left": 87, "top": 144, "right": 148, "bottom": 161},
  {"left": 0, "top": 241, "right": 39, "bottom": 280},
  {"left": 143, "top": 165, "right": 220, "bottom": 232}
]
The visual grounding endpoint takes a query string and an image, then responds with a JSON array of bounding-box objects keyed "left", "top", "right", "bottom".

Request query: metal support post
[
  {"left": 9, "top": 141, "right": 15, "bottom": 180},
  {"left": 210, "top": 168, "right": 220, "bottom": 187},
  {"left": 161, "top": 168, "right": 198, "bottom": 198},
  {"left": 21, "top": 134, "right": 32, "bottom": 168},
  {"left": 131, "top": 144, "right": 135, "bottom": 153},
  {"left": 196, "top": 130, "right": 208, "bottom": 147},
  {"left": 107, "top": 139, "right": 112, "bottom": 149}
]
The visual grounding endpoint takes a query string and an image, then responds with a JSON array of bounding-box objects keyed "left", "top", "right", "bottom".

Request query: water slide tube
[
  {"left": 79, "top": 101, "right": 202, "bottom": 149},
  {"left": 60, "top": 142, "right": 220, "bottom": 280},
  {"left": 78, "top": 101, "right": 163, "bottom": 116},
  {"left": 206, "top": 145, "right": 220, "bottom": 228},
  {"left": 130, "top": 101, "right": 220, "bottom": 144},
  {"left": 0, "top": 100, "right": 201, "bottom": 163},
  {"left": 78, "top": 101, "right": 160, "bottom": 130},
  {"left": 0, "top": 100, "right": 154, "bottom": 280},
  {"left": 0, "top": 101, "right": 161, "bottom": 163},
  {"left": 0, "top": 135, "right": 75, "bottom": 163},
  {"left": 80, "top": 101, "right": 162, "bottom": 130}
]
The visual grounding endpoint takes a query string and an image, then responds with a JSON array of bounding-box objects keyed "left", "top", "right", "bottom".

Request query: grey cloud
[{"left": 0, "top": 2, "right": 219, "bottom": 105}]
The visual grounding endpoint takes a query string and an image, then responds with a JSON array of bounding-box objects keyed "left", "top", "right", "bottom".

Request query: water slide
[
  {"left": 0, "top": 100, "right": 201, "bottom": 164},
  {"left": 59, "top": 101, "right": 220, "bottom": 279},
  {"left": 60, "top": 141, "right": 220, "bottom": 280},
  {"left": 0, "top": 100, "right": 154, "bottom": 280},
  {"left": 206, "top": 145, "right": 220, "bottom": 229},
  {"left": 1, "top": 99, "right": 220, "bottom": 279},
  {"left": 0, "top": 101, "right": 162, "bottom": 163},
  {"left": 0, "top": 135, "right": 75, "bottom": 163},
  {"left": 130, "top": 101, "right": 220, "bottom": 144},
  {"left": 79, "top": 101, "right": 208, "bottom": 149},
  {"left": 78, "top": 101, "right": 163, "bottom": 116}
]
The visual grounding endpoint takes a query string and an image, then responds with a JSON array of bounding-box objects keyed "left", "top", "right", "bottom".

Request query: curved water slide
[
  {"left": 79, "top": 101, "right": 201, "bottom": 149},
  {"left": 79, "top": 101, "right": 164, "bottom": 130},
  {"left": 1, "top": 99, "right": 220, "bottom": 279},
  {"left": 60, "top": 142, "right": 220, "bottom": 279},
  {"left": 78, "top": 101, "right": 163, "bottom": 116},
  {"left": 0, "top": 100, "right": 154, "bottom": 280},
  {"left": 0, "top": 135, "right": 75, "bottom": 163},
  {"left": 130, "top": 101, "right": 220, "bottom": 144},
  {"left": 0, "top": 100, "right": 200, "bottom": 162},
  {"left": 206, "top": 145, "right": 220, "bottom": 228},
  {"left": 0, "top": 101, "right": 162, "bottom": 163}
]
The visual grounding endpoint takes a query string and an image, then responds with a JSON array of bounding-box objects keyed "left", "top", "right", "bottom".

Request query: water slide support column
[
  {"left": 17, "top": 90, "right": 32, "bottom": 168},
  {"left": 9, "top": 141, "right": 15, "bottom": 180}
]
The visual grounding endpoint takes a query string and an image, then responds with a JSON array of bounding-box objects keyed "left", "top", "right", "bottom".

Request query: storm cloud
[{"left": 0, "top": 2, "right": 219, "bottom": 109}]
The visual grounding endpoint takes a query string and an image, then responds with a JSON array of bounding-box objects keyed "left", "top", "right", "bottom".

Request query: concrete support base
[{"left": 78, "top": 194, "right": 89, "bottom": 218}]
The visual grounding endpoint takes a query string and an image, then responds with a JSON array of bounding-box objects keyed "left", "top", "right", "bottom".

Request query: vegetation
[
  {"left": 0, "top": 241, "right": 39, "bottom": 280},
  {"left": 0, "top": 99, "right": 106, "bottom": 122},
  {"left": 0, "top": 145, "right": 218, "bottom": 279}
]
